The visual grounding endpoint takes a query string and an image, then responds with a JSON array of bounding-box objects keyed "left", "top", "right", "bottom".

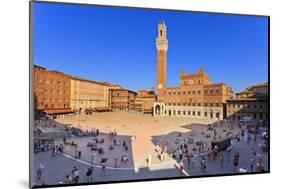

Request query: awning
[
  {"left": 43, "top": 109, "right": 75, "bottom": 115},
  {"left": 95, "top": 107, "right": 112, "bottom": 111},
  {"left": 34, "top": 136, "right": 53, "bottom": 141}
]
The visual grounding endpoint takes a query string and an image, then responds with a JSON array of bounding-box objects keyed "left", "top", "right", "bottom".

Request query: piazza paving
[{"left": 54, "top": 112, "right": 242, "bottom": 169}]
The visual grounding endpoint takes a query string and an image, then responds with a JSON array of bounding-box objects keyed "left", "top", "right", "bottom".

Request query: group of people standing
[{"left": 64, "top": 166, "right": 94, "bottom": 184}]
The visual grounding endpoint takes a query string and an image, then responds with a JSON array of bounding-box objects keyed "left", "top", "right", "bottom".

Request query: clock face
[
  {"left": 188, "top": 80, "right": 193, "bottom": 85},
  {"left": 158, "top": 84, "right": 162, "bottom": 89}
]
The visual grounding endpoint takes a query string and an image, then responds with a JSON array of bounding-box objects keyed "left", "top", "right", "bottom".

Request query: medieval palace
[{"left": 153, "top": 21, "right": 233, "bottom": 121}]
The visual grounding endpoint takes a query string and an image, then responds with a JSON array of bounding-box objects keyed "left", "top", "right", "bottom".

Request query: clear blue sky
[{"left": 34, "top": 2, "right": 268, "bottom": 93}]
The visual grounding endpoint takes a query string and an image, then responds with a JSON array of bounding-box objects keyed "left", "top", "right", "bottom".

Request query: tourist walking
[
  {"left": 64, "top": 175, "right": 72, "bottom": 184},
  {"left": 36, "top": 164, "right": 44, "bottom": 180},
  {"left": 247, "top": 133, "right": 251, "bottom": 143},
  {"left": 220, "top": 153, "right": 224, "bottom": 168},
  {"left": 85, "top": 167, "right": 94, "bottom": 182},
  {"left": 226, "top": 146, "right": 232, "bottom": 162},
  {"left": 250, "top": 157, "right": 255, "bottom": 172},
  {"left": 73, "top": 167, "right": 80, "bottom": 183},
  {"left": 114, "top": 157, "right": 118, "bottom": 168},
  {"left": 233, "top": 152, "right": 240, "bottom": 172},
  {"left": 200, "top": 157, "right": 207, "bottom": 173},
  {"left": 179, "top": 148, "right": 183, "bottom": 161},
  {"left": 102, "top": 164, "right": 106, "bottom": 175},
  {"left": 186, "top": 153, "right": 191, "bottom": 169}
]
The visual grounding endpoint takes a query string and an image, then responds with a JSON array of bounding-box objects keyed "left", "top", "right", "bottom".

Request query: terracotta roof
[
  {"left": 70, "top": 76, "right": 111, "bottom": 86},
  {"left": 110, "top": 88, "right": 137, "bottom": 94},
  {"left": 226, "top": 97, "right": 268, "bottom": 102}
]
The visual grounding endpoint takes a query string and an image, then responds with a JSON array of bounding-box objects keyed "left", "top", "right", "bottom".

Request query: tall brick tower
[{"left": 156, "top": 21, "right": 168, "bottom": 94}]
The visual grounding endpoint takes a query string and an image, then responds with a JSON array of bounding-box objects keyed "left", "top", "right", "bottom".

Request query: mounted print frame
[{"left": 29, "top": 1, "right": 270, "bottom": 188}]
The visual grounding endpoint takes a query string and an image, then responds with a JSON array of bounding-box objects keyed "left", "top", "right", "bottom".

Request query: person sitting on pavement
[
  {"left": 98, "top": 147, "right": 104, "bottom": 154},
  {"left": 109, "top": 145, "right": 114, "bottom": 150},
  {"left": 121, "top": 155, "right": 129, "bottom": 162},
  {"left": 100, "top": 157, "right": 107, "bottom": 163},
  {"left": 91, "top": 145, "right": 98, "bottom": 151}
]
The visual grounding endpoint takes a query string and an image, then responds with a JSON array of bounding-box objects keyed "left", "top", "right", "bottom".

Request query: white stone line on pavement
[
  {"left": 174, "top": 161, "right": 189, "bottom": 176},
  {"left": 147, "top": 160, "right": 177, "bottom": 170},
  {"left": 62, "top": 152, "right": 178, "bottom": 171},
  {"left": 155, "top": 123, "right": 174, "bottom": 145},
  {"left": 62, "top": 153, "right": 134, "bottom": 170}
]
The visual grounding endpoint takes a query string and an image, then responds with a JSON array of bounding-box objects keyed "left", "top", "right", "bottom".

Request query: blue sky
[{"left": 34, "top": 2, "right": 268, "bottom": 93}]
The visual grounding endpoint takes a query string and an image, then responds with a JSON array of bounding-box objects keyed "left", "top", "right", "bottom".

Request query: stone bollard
[
  {"left": 147, "top": 155, "right": 152, "bottom": 166},
  {"left": 75, "top": 149, "right": 78, "bottom": 158},
  {"left": 92, "top": 154, "right": 97, "bottom": 165}
]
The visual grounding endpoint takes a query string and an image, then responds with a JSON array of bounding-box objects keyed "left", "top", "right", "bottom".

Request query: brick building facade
[
  {"left": 154, "top": 22, "right": 233, "bottom": 121},
  {"left": 134, "top": 90, "right": 157, "bottom": 113},
  {"left": 34, "top": 65, "right": 73, "bottom": 114},
  {"left": 110, "top": 89, "right": 137, "bottom": 110}
]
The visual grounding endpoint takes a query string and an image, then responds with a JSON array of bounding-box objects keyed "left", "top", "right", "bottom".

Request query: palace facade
[
  {"left": 70, "top": 77, "right": 112, "bottom": 112},
  {"left": 34, "top": 65, "right": 73, "bottom": 114},
  {"left": 110, "top": 88, "right": 137, "bottom": 110},
  {"left": 134, "top": 90, "right": 157, "bottom": 113},
  {"left": 153, "top": 21, "right": 233, "bottom": 121},
  {"left": 34, "top": 65, "right": 123, "bottom": 114},
  {"left": 226, "top": 83, "right": 268, "bottom": 121}
]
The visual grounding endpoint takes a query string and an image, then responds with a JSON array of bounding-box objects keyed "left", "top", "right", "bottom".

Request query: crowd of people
[
  {"left": 160, "top": 119, "right": 268, "bottom": 174},
  {"left": 63, "top": 166, "right": 94, "bottom": 184},
  {"left": 66, "top": 126, "right": 100, "bottom": 137},
  {"left": 34, "top": 113, "right": 268, "bottom": 186}
]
